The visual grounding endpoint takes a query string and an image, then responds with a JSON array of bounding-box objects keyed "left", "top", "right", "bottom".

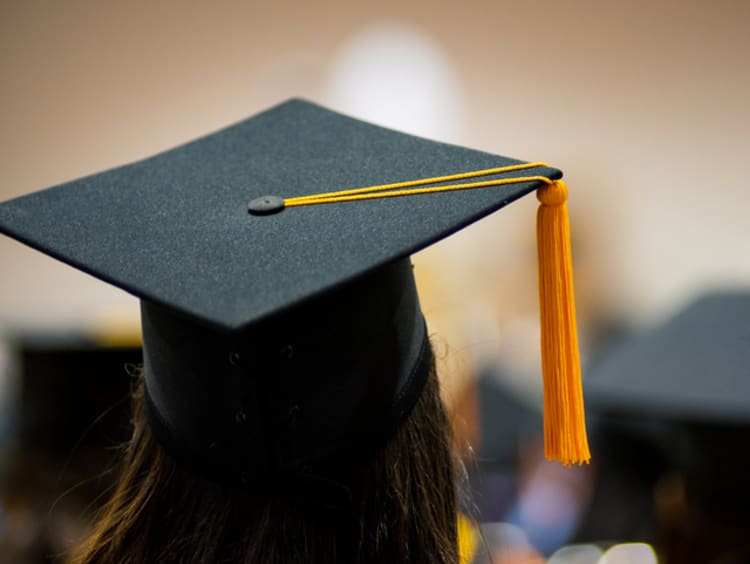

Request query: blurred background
[{"left": 1, "top": 1, "right": 748, "bottom": 562}]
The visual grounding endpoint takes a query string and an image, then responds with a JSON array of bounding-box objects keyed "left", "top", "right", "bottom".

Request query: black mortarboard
[
  {"left": 0, "top": 99, "right": 588, "bottom": 487},
  {"left": 9, "top": 337, "right": 138, "bottom": 451},
  {"left": 586, "top": 291, "right": 750, "bottom": 423},
  {"left": 585, "top": 292, "right": 750, "bottom": 511}
]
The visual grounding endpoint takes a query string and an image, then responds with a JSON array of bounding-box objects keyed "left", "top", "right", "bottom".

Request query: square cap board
[{"left": 0, "top": 99, "right": 560, "bottom": 334}]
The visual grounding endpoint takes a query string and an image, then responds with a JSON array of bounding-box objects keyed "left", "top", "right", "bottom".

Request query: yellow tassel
[
  {"left": 536, "top": 180, "right": 590, "bottom": 465},
  {"left": 457, "top": 513, "right": 478, "bottom": 564}
]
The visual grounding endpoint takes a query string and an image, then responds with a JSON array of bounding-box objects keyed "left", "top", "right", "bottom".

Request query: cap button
[{"left": 248, "top": 195, "right": 285, "bottom": 215}]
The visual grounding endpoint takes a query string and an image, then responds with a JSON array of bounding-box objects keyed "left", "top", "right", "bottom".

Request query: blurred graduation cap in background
[
  {"left": 0, "top": 99, "right": 589, "bottom": 490},
  {"left": 581, "top": 292, "right": 750, "bottom": 561},
  {"left": 7, "top": 336, "right": 139, "bottom": 452},
  {"left": 586, "top": 291, "right": 750, "bottom": 426},
  {"left": 0, "top": 335, "right": 141, "bottom": 562}
]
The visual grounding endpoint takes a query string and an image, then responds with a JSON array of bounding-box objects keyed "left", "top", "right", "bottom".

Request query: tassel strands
[{"left": 536, "top": 180, "right": 590, "bottom": 465}]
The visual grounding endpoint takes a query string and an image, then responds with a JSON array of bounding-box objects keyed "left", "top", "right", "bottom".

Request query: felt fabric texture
[{"left": 0, "top": 99, "right": 560, "bottom": 333}]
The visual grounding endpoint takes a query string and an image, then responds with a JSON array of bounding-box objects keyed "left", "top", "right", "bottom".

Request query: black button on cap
[{"left": 248, "top": 195, "right": 285, "bottom": 215}]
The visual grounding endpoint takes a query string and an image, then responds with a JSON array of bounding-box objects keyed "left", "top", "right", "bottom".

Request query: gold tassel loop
[
  {"left": 277, "top": 164, "right": 591, "bottom": 466},
  {"left": 536, "top": 180, "right": 590, "bottom": 465}
]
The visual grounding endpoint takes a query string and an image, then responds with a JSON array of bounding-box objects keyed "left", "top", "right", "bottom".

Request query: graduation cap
[
  {"left": 586, "top": 292, "right": 750, "bottom": 423},
  {"left": 0, "top": 99, "right": 589, "bottom": 487},
  {"left": 585, "top": 292, "right": 750, "bottom": 510}
]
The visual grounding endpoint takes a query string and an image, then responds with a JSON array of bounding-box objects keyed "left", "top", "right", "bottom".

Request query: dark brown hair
[{"left": 68, "top": 361, "right": 459, "bottom": 563}]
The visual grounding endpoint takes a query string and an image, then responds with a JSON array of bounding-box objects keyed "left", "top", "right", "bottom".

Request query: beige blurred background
[
  {"left": 1, "top": 3, "right": 749, "bottom": 561},
  {"left": 1, "top": 0, "right": 748, "bottom": 338}
]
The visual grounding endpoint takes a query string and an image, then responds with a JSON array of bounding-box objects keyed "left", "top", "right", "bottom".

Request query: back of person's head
[
  {"left": 69, "top": 360, "right": 459, "bottom": 564},
  {"left": 67, "top": 260, "right": 460, "bottom": 563}
]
